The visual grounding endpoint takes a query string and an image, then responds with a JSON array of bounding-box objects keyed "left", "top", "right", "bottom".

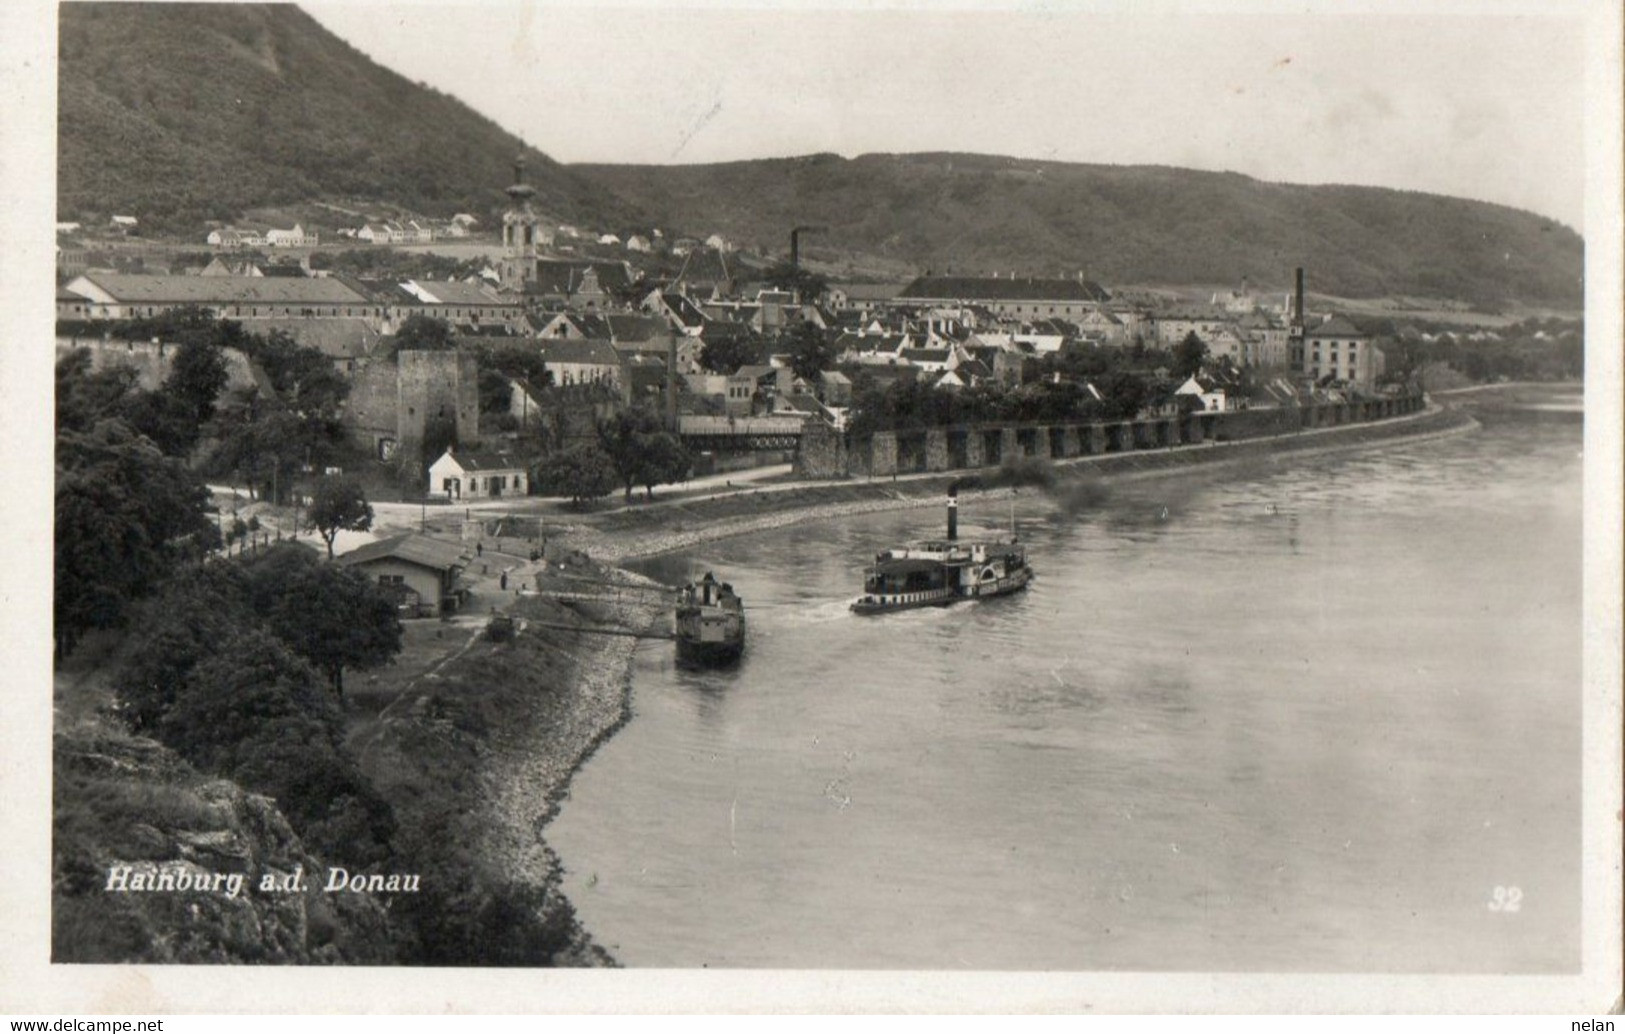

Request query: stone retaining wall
[{"left": 794, "top": 393, "right": 1427, "bottom": 479}]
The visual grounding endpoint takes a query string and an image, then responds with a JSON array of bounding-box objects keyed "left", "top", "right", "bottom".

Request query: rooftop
[
  {"left": 72, "top": 273, "right": 368, "bottom": 306},
  {"left": 437, "top": 447, "right": 527, "bottom": 472},
  {"left": 899, "top": 275, "right": 1110, "bottom": 304},
  {"left": 336, "top": 533, "right": 470, "bottom": 572},
  {"left": 539, "top": 338, "right": 623, "bottom": 366}
]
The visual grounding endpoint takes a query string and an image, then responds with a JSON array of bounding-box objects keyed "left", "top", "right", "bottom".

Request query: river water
[{"left": 548, "top": 409, "right": 1582, "bottom": 972}]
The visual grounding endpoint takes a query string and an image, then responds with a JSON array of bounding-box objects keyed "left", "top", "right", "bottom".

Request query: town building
[
  {"left": 1299, "top": 315, "right": 1384, "bottom": 388},
  {"left": 1153, "top": 310, "right": 1233, "bottom": 346},
  {"left": 1174, "top": 374, "right": 1229, "bottom": 412},
  {"left": 725, "top": 364, "right": 781, "bottom": 417},
  {"left": 896, "top": 275, "right": 1109, "bottom": 320},
  {"left": 336, "top": 533, "right": 470, "bottom": 617},
  {"left": 395, "top": 278, "right": 521, "bottom": 328},
  {"left": 61, "top": 272, "right": 372, "bottom": 320},
  {"left": 426, "top": 447, "right": 529, "bottom": 500},
  {"left": 537, "top": 337, "right": 623, "bottom": 389},
  {"left": 265, "top": 223, "right": 319, "bottom": 247}
]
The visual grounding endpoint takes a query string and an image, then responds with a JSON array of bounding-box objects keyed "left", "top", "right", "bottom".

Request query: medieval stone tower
[{"left": 396, "top": 349, "right": 480, "bottom": 463}]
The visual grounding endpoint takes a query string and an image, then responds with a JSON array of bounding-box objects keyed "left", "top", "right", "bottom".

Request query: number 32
[{"left": 1489, "top": 886, "right": 1523, "bottom": 912}]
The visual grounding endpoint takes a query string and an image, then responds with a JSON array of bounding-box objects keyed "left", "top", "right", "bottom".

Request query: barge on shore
[{"left": 851, "top": 484, "right": 1032, "bottom": 615}]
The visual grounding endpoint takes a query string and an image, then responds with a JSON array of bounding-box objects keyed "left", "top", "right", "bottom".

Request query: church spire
[{"left": 507, "top": 153, "right": 536, "bottom": 203}]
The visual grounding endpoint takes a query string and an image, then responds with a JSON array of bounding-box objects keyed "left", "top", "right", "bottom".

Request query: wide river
[{"left": 548, "top": 405, "right": 1582, "bottom": 972}]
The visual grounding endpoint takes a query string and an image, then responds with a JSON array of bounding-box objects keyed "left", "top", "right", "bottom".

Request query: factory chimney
[
  {"left": 946, "top": 482, "right": 959, "bottom": 542},
  {"left": 1293, "top": 267, "right": 1305, "bottom": 328}
]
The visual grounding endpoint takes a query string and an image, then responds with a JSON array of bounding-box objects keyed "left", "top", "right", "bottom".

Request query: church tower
[{"left": 499, "top": 154, "right": 550, "bottom": 291}]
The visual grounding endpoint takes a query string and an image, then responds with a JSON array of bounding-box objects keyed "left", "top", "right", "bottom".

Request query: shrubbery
[{"left": 114, "top": 545, "right": 402, "bottom": 867}]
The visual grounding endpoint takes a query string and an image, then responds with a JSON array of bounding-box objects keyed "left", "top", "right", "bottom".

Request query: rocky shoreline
[{"left": 475, "top": 580, "right": 665, "bottom": 966}]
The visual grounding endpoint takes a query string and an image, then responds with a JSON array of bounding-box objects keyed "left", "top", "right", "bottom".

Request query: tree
[
  {"left": 249, "top": 330, "right": 350, "bottom": 423},
  {"left": 635, "top": 431, "right": 693, "bottom": 500},
  {"left": 598, "top": 407, "right": 656, "bottom": 502},
  {"left": 115, "top": 563, "right": 256, "bottom": 732},
  {"left": 306, "top": 475, "right": 373, "bottom": 558},
  {"left": 116, "top": 387, "right": 201, "bottom": 458},
  {"left": 55, "top": 419, "right": 218, "bottom": 657},
  {"left": 165, "top": 338, "right": 229, "bottom": 427},
  {"left": 698, "top": 334, "right": 760, "bottom": 375},
  {"left": 56, "top": 351, "right": 139, "bottom": 434},
  {"left": 598, "top": 407, "right": 687, "bottom": 502},
  {"left": 1099, "top": 370, "right": 1153, "bottom": 421},
  {"left": 393, "top": 314, "right": 455, "bottom": 352},
  {"left": 157, "top": 627, "right": 397, "bottom": 866},
  {"left": 1172, "top": 331, "right": 1208, "bottom": 380},
  {"left": 248, "top": 547, "right": 402, "bottom": 699},
  {"left": 534, "top": 442, "right": 618, "bottom": 507},
  {"left": 206, "top": 390, "right": 308, "bottom": 502},
  {"left": 478, "top": 367, "right": 515, "bottom": 417},
  {"left": 785, "top": 320, "right": 837, "bottom": 382}
]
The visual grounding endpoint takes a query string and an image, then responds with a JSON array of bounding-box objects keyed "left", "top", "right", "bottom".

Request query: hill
[
  {"left": 57, "top": 5, "right": 1582, "bottom": 308},
  {"left": 573, "top": 152, "right": 1583, "bottom": 309},
  {"left": 57, "top": 3, "right": 637, "bottom": 235}
]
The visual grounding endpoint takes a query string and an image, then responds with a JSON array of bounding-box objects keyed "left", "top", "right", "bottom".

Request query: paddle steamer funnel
[{"left": 947, "top": 482, "right": 959, "bottom": 541}]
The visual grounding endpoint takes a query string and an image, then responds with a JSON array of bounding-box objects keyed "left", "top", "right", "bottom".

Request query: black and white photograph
[{"left": 1, "top": 0, "right": 1620, "bottom": 1015}]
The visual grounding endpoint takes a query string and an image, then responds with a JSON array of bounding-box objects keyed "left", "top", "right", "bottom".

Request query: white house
[
  {"left": 537, "top": 338, "right": 623, "bottom": 389},
  {"left": 598, "top": 233, "right": 621, "bottom": 245},
  {"left": 265, "top": 223, "right": 318, "bottom": 247},
  {"left": 1174, "top": 375, "right": 1228, "bottom": 412},
  {"left": 626, "top": 235, "right": 653, "bottom": 253},
  {"left": 427, "top": 447, "right": 529, "bottom": 501},
  {"left": 1012, "top": 331, "right": 1066, "bottom": 354}
]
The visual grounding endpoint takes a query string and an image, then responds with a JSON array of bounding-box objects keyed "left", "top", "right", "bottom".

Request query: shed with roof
[{"left": 336, "top": 533, "right": 472, "bottom": 617}]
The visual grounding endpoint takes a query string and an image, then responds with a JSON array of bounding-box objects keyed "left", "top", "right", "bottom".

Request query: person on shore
[
  {"left": 477, "top": 541, "right": 483, "bottom": 557},
  {"left": 500, "top": 571, "right": 508, "bottom": 590}
]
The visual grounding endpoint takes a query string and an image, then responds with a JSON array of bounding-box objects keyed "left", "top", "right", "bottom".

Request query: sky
[{"left": 303, "top": 1, "right": 1588, "bottom": 231}]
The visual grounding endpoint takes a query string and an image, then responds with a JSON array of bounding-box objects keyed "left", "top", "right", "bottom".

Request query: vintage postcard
[{"left": 1, "top": 0, "right": 1619, "bottom": 1015}]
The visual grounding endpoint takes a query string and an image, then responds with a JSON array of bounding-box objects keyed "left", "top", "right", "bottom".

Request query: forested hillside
[
  {"left": 57, "top": 3, "right": 637, "bottom": 234},
  {"left": 576, "top": 153, "right": 1584, "bottom": 308}
]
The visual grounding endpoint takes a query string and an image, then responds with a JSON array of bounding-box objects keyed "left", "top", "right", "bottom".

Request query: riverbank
[{"left": 355, "top": 558, "right": 665, "bottom": 965}]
